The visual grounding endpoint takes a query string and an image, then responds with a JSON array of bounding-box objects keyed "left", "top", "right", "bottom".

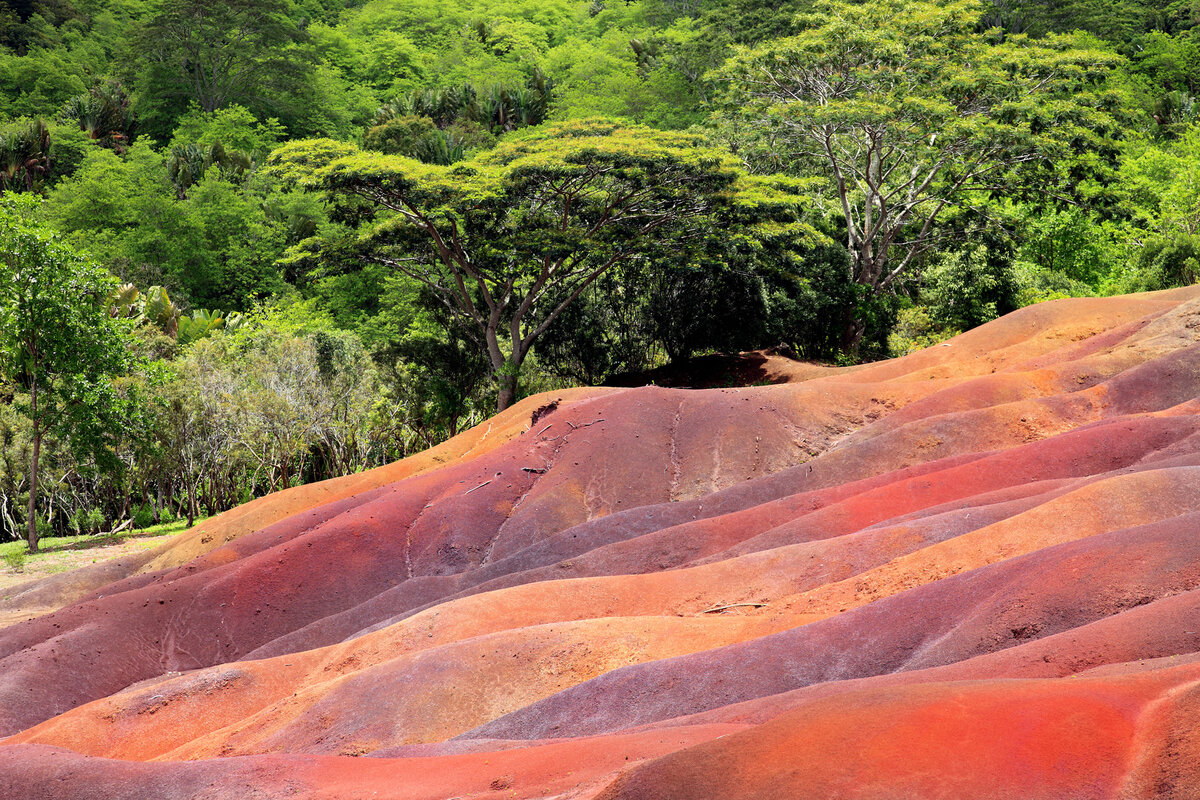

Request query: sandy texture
[{"left": 1, "top": 286, "right": 1200, "bottom": 798}]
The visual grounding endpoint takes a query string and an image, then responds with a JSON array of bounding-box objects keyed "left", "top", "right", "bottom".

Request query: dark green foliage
[
  {"left": 363, "top": 79, "right": 541, "bottom": 165},
  {"left": 1116, "top": 232, "right": 1200, "bottom": 291},
  {"left": 919, "top": 243, "right": 1021, "bottom": 333},
  {"left": 0, "top": 118, "right": 50, "bottom": 194},
  {"left": 299, "top": 118, "right": 815, "bottom": 409},
  {"left": 166, "top": 141, "right": 254, "bottom": 198},
  {"left": 0, "top": 0, "right": 82, "bottom": 54},
  {"left": 535, "top": 267, "right": 659, "bottom": 385},
  {"left": 373, "top": 69, "right": 555, "bottom": 139},
  {"left": 382, "top": 307, "right": 492, "bottom": 440},
  {"left": 59, "top": 80, "right": 135, "bottom": 152},
  {"left": 133, "top": 0, "right": 314, "bottom": 140},
  {"left": 999, "top": 0, "right": 1198, "bottom": 40},
  {"left": 3, "top": 0, "right": 1200, "bottom": 536},
  {"left": 364, "top": 115, "right": 464, "bottom": 165},
  {"left": 698, "top": 0, "right": 814, "bottom": 43},
  {"left": 46, "top": 142, "right": 289, "bottom": 311}
]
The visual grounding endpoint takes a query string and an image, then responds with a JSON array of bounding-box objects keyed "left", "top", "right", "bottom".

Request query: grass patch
[{"left": 0, "top": 516, "right": 208, "bottom": 568}]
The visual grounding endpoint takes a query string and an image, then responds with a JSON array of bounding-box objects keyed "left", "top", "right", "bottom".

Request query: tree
[
  {"left": 363, "top": 115, "right": 462, "bottom": 164},
  {"left": 0, "top": 118, "right": 51, "bottom": 194},
  {"left": 0, "top": 196, "right": 138, "bottom": 551},
  {"left": 45, "top": 141, "right": 289, "bottom": 311},
  {"left": 278, "top": 119, "right": 813, "bottom": 410},
  {"left": 59, "top": 79, "right": 136, "bottom": 152},
  {"left": 134, "top": 0, "right": 311, "bottom": 139},
  {"left": 719, "top": 0, "right": 1123, "bottom": 347}
]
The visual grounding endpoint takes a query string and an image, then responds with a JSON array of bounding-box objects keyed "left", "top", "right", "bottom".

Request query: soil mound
[{"left": 3, "top": 286, "right": 1200, "bottom": 798}]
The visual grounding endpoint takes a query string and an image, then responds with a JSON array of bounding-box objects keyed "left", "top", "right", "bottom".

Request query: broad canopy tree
[
  {"left": 720, "top": 0, "right": 1123, "bottom": 346},
  {"left": 135, "top": 0, "right": 312, "bottom": 139},
  {"left": 278, "top": 119, "right": 815, "bottom": 410},
  {"left": 0, "top": 196, "right": 138, "bottom": 551}
]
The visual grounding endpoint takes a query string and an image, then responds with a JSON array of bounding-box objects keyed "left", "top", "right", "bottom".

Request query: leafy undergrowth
[{"left": 0, "top": 518, "right": 206, "bottom": 593}]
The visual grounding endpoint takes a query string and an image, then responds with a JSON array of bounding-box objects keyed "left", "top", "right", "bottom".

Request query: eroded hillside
[{"left": 2, "top": 286, "right": 1200, "bottom": 799}]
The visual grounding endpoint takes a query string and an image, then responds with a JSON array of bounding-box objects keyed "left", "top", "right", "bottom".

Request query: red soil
[{"left": 1, "top": 285, "right": 1199, "bottom": 798}]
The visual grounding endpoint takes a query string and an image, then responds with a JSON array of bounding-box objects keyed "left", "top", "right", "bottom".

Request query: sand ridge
[{"left": 2, "top": 286, "right": 1200, "bottom": 797}]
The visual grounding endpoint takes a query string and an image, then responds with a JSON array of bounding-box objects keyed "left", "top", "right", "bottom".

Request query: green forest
[{"left": 1, "top": 0, "right": 1198, "bottom": 549}]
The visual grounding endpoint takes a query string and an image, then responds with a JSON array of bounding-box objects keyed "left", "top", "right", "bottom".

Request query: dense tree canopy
[
  {"left": 282, "top": 119, "right": 816, "bottom": 409},
  {"left": 134, "top": 0, "right": 314, "bottom": 139},
  {"left": 720, "top": 0, "right": 1122, "bottom": 345},
  {"left": 2, "top": 0, "right": 1200, "bottom": 543}
]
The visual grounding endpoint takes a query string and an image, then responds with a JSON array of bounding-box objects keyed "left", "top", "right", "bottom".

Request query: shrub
[
  {"left": 132, "top": 504, "right": 156, "bottom": 530},
  {"left": 35, "top": 516, "right": 53, "bottom": 542},
  {"left": 3, "top": 547, "right": 26, "bottom": 572},
  {"left": 70, "top": 507, "right": 106, "bottom": 535}
]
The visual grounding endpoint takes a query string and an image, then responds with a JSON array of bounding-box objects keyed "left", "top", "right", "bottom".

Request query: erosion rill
[{"left": 2, "top": 287, "right": 1200, "bottom": 799}]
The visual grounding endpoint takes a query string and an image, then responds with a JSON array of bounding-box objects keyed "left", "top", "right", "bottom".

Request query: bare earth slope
[{"left": 2, "top": 286, "right": 1200, "bottom": 799}]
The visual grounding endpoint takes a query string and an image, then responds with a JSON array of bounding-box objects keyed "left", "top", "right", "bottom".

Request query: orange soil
[{"left": 1, "top": 286, "right": 1199, "bottom": 798}]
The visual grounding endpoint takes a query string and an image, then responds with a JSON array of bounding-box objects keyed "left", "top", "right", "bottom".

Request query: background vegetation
[{"left": 1, "top": 0, "right": 1198, "bottom": 545}]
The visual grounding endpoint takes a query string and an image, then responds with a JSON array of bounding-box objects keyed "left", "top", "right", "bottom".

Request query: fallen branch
[
  {"left": 701, "top": 602, "right": 769, "bottom": 614},
  {"left": 535, "top": 424, "right": 553, "bottom": 436},
  {"left": 464, "top": 480, "right": 492, "bottom": 495},
  {"left": 566, "top": 418, "right": 606, "bottom": 430}
]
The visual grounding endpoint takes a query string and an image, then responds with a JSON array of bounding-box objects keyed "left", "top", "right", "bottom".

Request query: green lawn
[{"left": 1, "top": 517, "right": 207, "bottom": 573}]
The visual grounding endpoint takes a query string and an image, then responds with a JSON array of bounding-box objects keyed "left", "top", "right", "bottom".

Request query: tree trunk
[
  {"left": 27, "top": 429, "right": 41, "bottom": 553},
  {"left": 486, "top": 320, "right": 522, "bottom": 413},
  {"left": 838, "top": 298, "right": 867, "bottom": 359},
  {"left": 496, "top": 371, "right": 518, "bottom": 413}
]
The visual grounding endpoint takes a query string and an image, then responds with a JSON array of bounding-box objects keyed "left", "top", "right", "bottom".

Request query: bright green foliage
[
  {"left": 45, "top": 142, "right": 288, "bottom": 310},
  {"left": 140, "top": 286, "right": 180, "bottom": 333},
  {"left": 719, "top": 0, "right": 1123, "bottom": 333},
  {"left": 1116, "top": 232, "right": 1200, "bottom": 291},
  {"left": 44, "top": 144, "right": 190, "bottom": 276},
  {"left": 1134, "top": 31, "right": 1200, "bottom": 96},
  {"left": 265, "top": 138, "right": 360, "bottom": 189},
  {"left": 177, "top": 308, "right": 242, "bottom": 346},
  {"left": 0, "top": 45, "right": 91, "bottom": 121},
  {"left": 1120, "top": 127, "right": 1200, "bottom": 234},
  {"left": 0, "top": 196, "right": 139, "bottom": 551},
  {"left": 184, "top": 172, "right": 288, "bottom": 309},
  {"left": 106, "top": 283, "right": 240, "bottom": 346},
  {"left": 991, "top": 0, "right": 1200, "bottom": 135},
  {"left": 286, "top": 118, "right": 815, "bottom": 409},
  {"left": 358, "top": 29, "right": 427, "bottom": 97},
  {"left": 1094, "top": 126, "right": 1200, "bottom": 291},
  {"left": 43, "top": 120, "right": 93, "bottom": 185},
  {"left": 168, "top": 105, "right": 285, "bottom": 159},
  {"left": 1013, "top": 206, "right": 1121, "bottom": 288}
]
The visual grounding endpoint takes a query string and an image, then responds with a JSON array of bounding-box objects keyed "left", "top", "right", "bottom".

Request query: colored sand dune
[{"left": 3, "top": 286, "right": 1200, "bottom": 799}]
